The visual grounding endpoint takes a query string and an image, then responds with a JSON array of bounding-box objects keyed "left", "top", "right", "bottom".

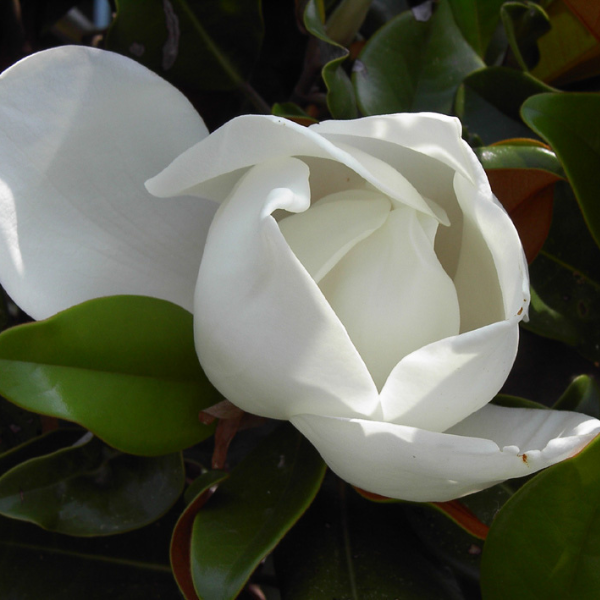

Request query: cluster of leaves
[{"left": 1, "top": 0, "right": 600, "bottom": 598}]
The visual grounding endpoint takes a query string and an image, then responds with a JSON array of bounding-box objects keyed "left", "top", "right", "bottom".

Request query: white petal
[
  {"left": 0, "top": 46, "right": 213, "bottom": 318},
  {"left": 310, "top": 113, "right": 478, "bottom": 187},
  {"left": 278, "top": 189, "right": 392, "bottom": 282},
  {"left": 146, "top": 115, "right": 440, "bottom": 221},
  {"left": 379, "top": 319, "right": 519, "bottom": 431},
  {"left": 194, "top": 157, "right": 379, "bottom": 420},
  {"left": 319, "top": 206, "right": 460, "bottom": 390},
  {"left": 291, "top": 408, "right": 600, "bottom": 502},
  {"left": 453, "top": 172, "right": 529, "bottom": 329}
]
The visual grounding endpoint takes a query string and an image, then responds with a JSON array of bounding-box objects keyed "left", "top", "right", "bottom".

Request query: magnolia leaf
[
  {"left": 354, "top": 0, "right": 484, "bottom": 115},
  {"left": 303, "top": 0, "right": 358, "bottom": 118},
  {"left": 525, "top": 182, "right": 600, "bottom": 363},
  {"left": 190, "top": 423, "right": 326, "bottom": 600},
  {"left": 272, "top": 102, "right": 319, "bottom": 126},
  {"left": 0, "top": 295, "right": 219, "bottom": 456},
  {"left": 0, "top": 435, "right": 184, "bottom": 535},
  {"left": 501, "top": 1, "right": 551, "bottom": 71},
  {"left": 531, "top": 0, "right": 600, "bottom": 84},
  {"left": 403, "top": 502, "right": 484, "bottom": 584},
  {"left": 106, "top": 0, "right": 263, "bottom": 91},
  {"left": 0, "top": 511, "right": 178, "bottom": 598},
  {"left": 481, "top": 434, "right": 600, "bottom": 599},
  {"left": 171, "top": 470, "right": 230, "bottom": 600},
  {"left": 447, "top": 0, "right": 505, "bottom": 57},
  {"left": 522, "top": 92, "right": 600, "bottom": 250},
  {"left": 553, "top": 375, "right": 600, "bottom": 419},
  {"left": 463, "top": 66, "right": 556, "bottom": 122},
  {"left": 563, "top": 0, "right": 600, "bottom": 40},
  {"left": 275, "top": 478, "right": 464, "bottom": 599}
]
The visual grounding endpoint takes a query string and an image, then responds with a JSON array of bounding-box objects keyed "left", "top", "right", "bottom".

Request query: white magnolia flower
[{"left": 0, "top": 47, "right": 598, "bottom": 502}]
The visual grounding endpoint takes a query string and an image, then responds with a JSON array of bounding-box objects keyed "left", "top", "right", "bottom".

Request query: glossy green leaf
[
  {"left": 303, "top": 0, "right": 358, "bottom": 118},
  {"left": 524, "top": 182, "right": 600, "bottom": 362},
  {"left": 464, "top": 67, "right": 555, "bottom": 121},
  {"left": 532, "top": 0, "right": 600, "bottom": 85},
  {"left": 475, "top": 142, "right": 563, "bottom": 176},
  {"left": 0, "top": 435, "right": 184, "bottom": 535},
  {"left": 0, "top": 428, "right": 82, "bottom": 476},
  {"left": 190, "top": 423, "right": 326, "bottom": 600},
  {"left": 271, "top": 102, "right": 319, "bottom": 125},
  {"left": 447, "top": 0, "right": 505, "bottom": 57},
  {"left": 481, "top": 434, "right": 600, "bottom": 600},
  {"left": 501, "top": 1, "right": 551, "bottom": 71},
  {"left": 354, "top": 0, "right": 484, "bottom": 116},
  {"left": 0, "top": 510, "right": 179, "bottom": 598},
  {"left": 106, "top": 0, "right": 263, "bottom": 91},
  {"left": 553, "top": 375, "right": 600, "bottom": 419},
  {"left": 0, "top": 295, "right": 219, "bottom": 456},
  {"left": 275, "top": 478, "right": 464, "bottom": 600},
  {"left": 404, "top": 503, "right": 483, "bottom": 584},
  {"left": 0, "top": 396, "right": 41, "bottom": 454},
  {"left": 491, "top": 394, "right": 547, "bottom": 410},
  {"left": 522, "top": 92, "right": 600, "bottom": 249},
  {"left": 172, "top": 470, "right": 230, "bottom": 600}
]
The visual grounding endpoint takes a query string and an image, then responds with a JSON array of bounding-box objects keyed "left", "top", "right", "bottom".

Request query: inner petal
[
  {"left": 318, "top": 205, "right": 461, "bottom": 390},
  {"left": 278, "top": 189, "right": 392, "bottom": 282}
]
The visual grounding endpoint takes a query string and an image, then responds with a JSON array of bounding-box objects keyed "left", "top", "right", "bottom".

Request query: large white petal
[
  {"left": 319, "top": 206, "right": 460, "bottom": 390},
  {"left": 379, "top": 319, "right": 519, "bottom": 431},
  {"left": 309, "top": 113, "right": 478, "bottom": 185},
  {"left": 291, "top": 407, "right": 600, "bottom": 502},
  {"left": 453, "top": 172, "right": 529, "bottom": 329},
  {"left": 278, "top": 189, "right": 391, "bottom": 282},
  {"left": 145, "top": 115, "right": 440, "bottom": 221},
  {"left": 0, "top": 46, "right": 213, "bottom": 318},
  {"left": 194, "top": 157, "right": 379, "bottom": 421}
]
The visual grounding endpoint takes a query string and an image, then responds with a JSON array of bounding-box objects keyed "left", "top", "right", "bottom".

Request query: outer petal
[
  {"left": 145, "top": 115, "right": 440, "bottom": 221},
  {"left": 379, "top": 319, "right": 519, "bottom": 432},
  {"left": 453, "top": 171, "right": 529, "bottom": 330},
  {"left": 194, "top": 157, "right": 379, "bottom": 420},
  {"left": 291, "top": 407, "right": 600, "bottom": 502},
  {"left": 0, "top": 46, "right": 213, "bottom": 318}
]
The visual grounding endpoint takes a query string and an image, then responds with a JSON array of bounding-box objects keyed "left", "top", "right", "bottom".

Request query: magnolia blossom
[{"left": 0, "top": 47, "right": 598, "bottom": 502}]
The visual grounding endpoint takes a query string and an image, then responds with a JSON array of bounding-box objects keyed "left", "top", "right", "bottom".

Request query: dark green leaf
[
  {"left": 553, "top": 375, "right": 600, "bottom": 419},
  {"left": 481, "top": 435, "right": 600, "bottom": 600},
  {"left": 475, "top": 142, "right": 563, "bottom": 176},
  {"left": 0, "top": 435, "right": 184, "bottom": 535},
  {"left": 524, "top": 182, "right": 600, "bottom": 362},
  {"left": 522, "top": 92, "right": 600, "bottom": 249},
  {"left": 106, "top": 0, "right": 263, "bottom": 91},
  {"left": 464, "top": 66, "right": 555, "bottom": 121},
  {"left": 303, "top": 0, "right": 358, "bottom": 118},
  {"left": 0, "top": 295, "right": 219, "bottom": 456},
  {"left": 275, "top": 477, "right": 464, "bottom": 599},
  {"left": 0, "top": 428, "right": 82, "bottom": 476},
  {"left": 190, "top": 423, "right": 326, "bottom": 600},
  {"left": 271, "top": 102, "right": 319, "bottom": 125},
  {"left": 501, "top": 1, "right": 551, "bottom": 71},
  {"left": 491, "top": 394, "right": 547, "bottom": 410},
  {"left": 173, "top": 470, "right": 230, "bottom": 600},
  {"left": 354, "top": 0, "right": 484, "bottom": 116},
  {"left": 447, "top": 0, "right": 505, "bottom": 57},
  {"left": 0, "top": 510, "right": 180, "bottom": 599},
  {"left": 0, "top": 396, "right": 41, "bottom": 454},
  {"left": 403, "top": 503, "right": 483, "bottom": 584}
]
